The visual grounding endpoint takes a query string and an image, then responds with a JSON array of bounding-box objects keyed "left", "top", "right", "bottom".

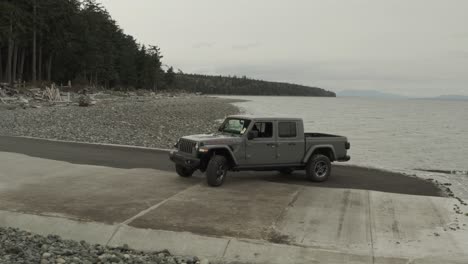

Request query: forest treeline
[
  {"left": 0, "top": 0, "right": 170, "bottom": 89},
  {"left": 173, "top": 74, "right": 336, "bottom": 97},
  {"left": 0, "top": 0, "right": 334, "bottom": 97}
]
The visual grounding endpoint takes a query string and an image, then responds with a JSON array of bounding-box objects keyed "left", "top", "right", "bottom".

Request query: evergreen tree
[
  {"left": 164, "top": 66, "right": 175, "bottom": 86},
  {"left": 0, "top": 0, "right": 334, "bottom": 96},
  {"left": 0, "top": 0, "right": 168, "bottom": 89}
]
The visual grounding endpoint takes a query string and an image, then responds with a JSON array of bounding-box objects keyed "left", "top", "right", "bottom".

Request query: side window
[
  {"left": 251, "top": 122, "right": 273, "bottom": 138},
  {"left": 278, "top": 122, "right": 297, "bottom": 138}
]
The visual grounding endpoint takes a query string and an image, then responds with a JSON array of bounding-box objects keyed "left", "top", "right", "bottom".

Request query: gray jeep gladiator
[{"left": 169, "top": 115, "right": 350, "bottom": 187}]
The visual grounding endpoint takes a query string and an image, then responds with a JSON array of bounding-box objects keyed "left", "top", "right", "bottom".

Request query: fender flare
[
  {"left": 302, "top": 145, "right": 337, "bottom": 163},
  {"left": 202, "top": 145, "right": 239, "bottom": 165}
]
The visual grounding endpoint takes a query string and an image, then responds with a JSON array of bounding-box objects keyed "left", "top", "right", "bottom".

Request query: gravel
[
  {"left": 0, "top": 93, "right": 239, "bottom": 263},
  {"left": 0, "top": 94, "right": 240, "bottom": 149},
  {"left": 0, "top": 227, "right": 206, "bottom": 264}
]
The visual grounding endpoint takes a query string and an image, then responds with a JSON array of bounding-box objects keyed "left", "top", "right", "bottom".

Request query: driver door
[{"left": 246, "top": 121, "right": 277, "bottom": 164}]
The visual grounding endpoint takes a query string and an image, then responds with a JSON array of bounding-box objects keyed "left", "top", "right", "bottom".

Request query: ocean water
[{"left": 219, "top": 96, "right": 468, "bottom": 174}]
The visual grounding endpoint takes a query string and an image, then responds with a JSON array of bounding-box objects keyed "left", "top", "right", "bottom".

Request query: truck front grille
[{"left": 178, "top": 139, "right": 196, "bottom": 153}]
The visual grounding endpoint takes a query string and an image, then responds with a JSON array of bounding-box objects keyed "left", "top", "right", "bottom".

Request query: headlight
[
  {"left": 198, "top": 148, "right": 209, "bottom": 153},
  {"left": 174, "top": 139, "right": 180, "bottom": 148},
  {"left": 197, "top": 142, "right": 208, "bottom": 153}
]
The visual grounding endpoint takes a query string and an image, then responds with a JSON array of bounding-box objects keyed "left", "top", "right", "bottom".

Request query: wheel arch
[
  {"left": 303, "top": 145, "right": 336, "bottom": 163},
  {"left": 200, "top": 146, "right": 238, "bottom": 170}
]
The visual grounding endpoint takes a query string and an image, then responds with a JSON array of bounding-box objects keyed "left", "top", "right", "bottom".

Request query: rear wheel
[
  {"left": 176, "top": 164, "right": 194, "bottom": 178},
  {"left": 206, "top": 155, "right": 228, "bottom": 187},
  {"left": 306, "top": 154, "right": 331, "bottom": 182}
]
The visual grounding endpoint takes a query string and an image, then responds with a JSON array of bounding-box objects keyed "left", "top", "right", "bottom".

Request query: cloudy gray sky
[{"left": 99, "top": 0, "right": 468, "bottom": 97}]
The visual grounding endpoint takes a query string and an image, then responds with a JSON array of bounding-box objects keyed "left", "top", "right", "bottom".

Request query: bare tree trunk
[
  {"left": 83, "top": 68, "right": 88, "bottom": 85},
  {"left": 0, "top": 48, "right": 3, "bottom": 82},
  {"left": 38, "top": 44, "right": 42, "bottom": 81},
  {"left": 89, "top": 71, "right": 94, "bottom": 86},
  {"left": 32, "top": 0, "right": 37, "bottom": 84},
  {"left": 6, "top": 23, "right": 14, "bottom": 85},
  {"left": 47, "top": 54, "right": 52, "bottom": 82},
  {"left": 12, "top": 44, "right": 18, "bottom": 83},
  {"left": 19, "top": 48, "right": 25, "bottom": 81}
]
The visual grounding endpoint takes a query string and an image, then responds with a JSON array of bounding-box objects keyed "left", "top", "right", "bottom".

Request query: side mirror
[{"left": 248, "top": 131, "right": 258, "bottom": 140}]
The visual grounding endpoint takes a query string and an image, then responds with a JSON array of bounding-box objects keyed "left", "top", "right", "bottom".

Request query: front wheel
[
  {"left": 176, "top": 164, "right": 194, "bottom": 178},
  {"left": 306, "top": 154, "right": 331, "bottom": 182},
  {"left": 206, "top": 155, "right": 228, "bottom": 187}
]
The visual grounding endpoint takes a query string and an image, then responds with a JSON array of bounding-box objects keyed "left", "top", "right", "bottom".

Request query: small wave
[{"left": 415, "top": 169, "right": 468, "bottom": 175}]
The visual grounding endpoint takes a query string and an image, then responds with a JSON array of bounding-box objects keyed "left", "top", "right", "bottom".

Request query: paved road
[{"left": 0, "top": 135, "right": 440, "bottom": 196}]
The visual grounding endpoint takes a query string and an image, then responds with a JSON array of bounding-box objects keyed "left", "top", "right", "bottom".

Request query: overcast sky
[{"left": 99, "top": 0, "right": 468, "bottom": 97}]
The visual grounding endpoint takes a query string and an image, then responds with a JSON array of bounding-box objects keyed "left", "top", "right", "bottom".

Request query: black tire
[
  {"left": 206, "top": 155, "right": 228, "bottom": 187},
  {"left": 278, "top": 168, "right": 294, "bottom": 175},
  {"left": 306, "top": 154, "right": 331, "bottom": 182},
  {"left": 176, "top": 164, "right": 194, "bottom": 178}
]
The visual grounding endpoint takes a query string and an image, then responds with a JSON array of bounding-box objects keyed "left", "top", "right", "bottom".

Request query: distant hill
[
  {"left": 336, "top": 90, "right": 468, "bottom": 101},
  {"left": 433, "top": 95, "right": 468, "bottom": 101},
  {"left": 337, "top": 90, "right": 406, "bottom": 99},
  {"left": 173, "top": 74, "right": 336, "bottom": 97}
]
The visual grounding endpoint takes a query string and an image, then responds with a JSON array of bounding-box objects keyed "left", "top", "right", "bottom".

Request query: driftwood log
[
  {"left": 0, "top": 86, "right": 19, "bottom": 96},
  {"left": 42, "top": 85, "right": 62, "bottom": 102}
]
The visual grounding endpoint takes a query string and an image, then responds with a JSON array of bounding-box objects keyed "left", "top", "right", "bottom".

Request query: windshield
[{"left": 218, "top": 118, "right": 251, "bottom": 135}]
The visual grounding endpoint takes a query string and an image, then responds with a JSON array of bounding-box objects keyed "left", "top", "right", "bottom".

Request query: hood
[{"left": 182, "top": 133, "right": 242, "bottom": 145}]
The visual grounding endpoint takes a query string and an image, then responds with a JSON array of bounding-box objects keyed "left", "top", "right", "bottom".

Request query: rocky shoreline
[
  {"left": 0, "top": 92, "right": 240, "bottom": 149},
  {"left": 1, "top": 92, "right": 236, "bottom": 264},
  {"left": 0, "top": 227, "right": 205, "bottom": 264}
]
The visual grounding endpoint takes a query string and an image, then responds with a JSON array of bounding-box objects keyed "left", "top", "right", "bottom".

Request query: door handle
[
  {"left": 288, "top": 143, "right": 296, "bottom": 146},
  {"left": 266, "top": 143, "right": 276, "bottom": 147}
]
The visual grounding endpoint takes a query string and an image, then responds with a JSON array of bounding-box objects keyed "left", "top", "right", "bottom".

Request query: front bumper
[{"left": 169, "top": 150, "right": 201, "bottom": 170}]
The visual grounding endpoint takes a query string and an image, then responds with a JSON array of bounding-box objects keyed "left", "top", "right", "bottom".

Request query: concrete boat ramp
[{"left": 0, "top": 137, "right": 467, "bottom": 264}]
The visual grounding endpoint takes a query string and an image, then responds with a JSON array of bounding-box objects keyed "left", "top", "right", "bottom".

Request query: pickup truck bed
[
  {"left": 305, "top": 133, "right": 342, "bottom": 137},
  {"left": 305, "top": 133, "right": 350, "bottom": 162}
]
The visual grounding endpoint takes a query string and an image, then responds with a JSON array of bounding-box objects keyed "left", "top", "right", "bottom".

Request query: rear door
[
  {"left": 246, "top": 121, "right": 277, "bottom": 164},
  {"left": 276, "top": 121, "right": 305, "bottom": 164}
]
